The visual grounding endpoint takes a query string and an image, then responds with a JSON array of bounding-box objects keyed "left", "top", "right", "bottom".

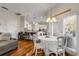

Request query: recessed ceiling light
[
  {"left": 1, "top": 6, "right": 8, "bottom": 10},
  {"left": 15, "top": 13, "right": 22, "bottom": 16}
]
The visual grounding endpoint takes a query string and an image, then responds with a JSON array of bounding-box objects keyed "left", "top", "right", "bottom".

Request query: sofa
[{"left": 0, "top": 33, "right": 18, "bottom": 55}]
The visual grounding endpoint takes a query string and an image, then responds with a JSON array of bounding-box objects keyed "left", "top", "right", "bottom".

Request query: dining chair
[
  {"left": 57, "top": 36, "right": 67, "bottom": 56},
  {"left": 45, "top": 40, "right": 58, "bottom": 56},
  {"left": 32, "top": 35, "right": 45, "bottom": 56},
  {"left": 45, "top": 36, "right": 67, "bottom": 56}
]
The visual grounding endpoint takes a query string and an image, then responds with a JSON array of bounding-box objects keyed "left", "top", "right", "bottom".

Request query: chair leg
[
  {"left": 32, "top": 46, "right": 35, "bottom": 53},
  {"left": 33, "top": 48, "right": 35, "bottom": 53},
  {"left": 44, "top": 49, "right": 49, "bottom": 56},
  {"left": 45, "top": 53, "right": 49, "bottom": 56},
  {"left": 63, "top": 51, "right": 65, "bottom": 56},
  {"left": 35, "top": 48, "right": 37, "bottom": 56},
  {"left": 56, "top": 52, "right": 58, "bottom": 56}
]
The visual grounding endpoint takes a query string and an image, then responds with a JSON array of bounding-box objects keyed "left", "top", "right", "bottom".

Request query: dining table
[
  {"left": 33, "top": 35, "right": 58, "bottom": 55},
  {"left": 36, "top": 36, "right": 58, "bottom": 41}
]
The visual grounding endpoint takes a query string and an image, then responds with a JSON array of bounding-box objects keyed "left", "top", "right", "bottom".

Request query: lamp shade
[
  {"left": 52, "top": 17, "right": 57, "bottom": 22},
  {"left": 46, "top": 17, "right": 53, "bottom": 23}
]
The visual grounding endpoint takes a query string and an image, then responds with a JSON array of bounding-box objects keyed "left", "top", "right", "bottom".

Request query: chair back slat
[{"left": 57, "top": 36, "right": 67, "bottom": 50}]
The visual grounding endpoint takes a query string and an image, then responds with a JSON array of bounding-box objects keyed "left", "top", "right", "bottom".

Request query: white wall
[
  {"left": 18, "top": 16, "right": 25, "bottom": 32},
  {"left": 0, "top": 8, "right": 20, "bottom": 39},
  {"left": 53, "top": 17, "right": 63, "bottom": 35},
  {"left": 47, "top": 22, "right": 53, "bottom": 36}
]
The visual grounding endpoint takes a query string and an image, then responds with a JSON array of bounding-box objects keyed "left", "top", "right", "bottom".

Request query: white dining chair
[
  {"left": 45, "top": 36, "right": 67, "bottom": 56},
  {"left": 32, "top": 35, "right": 45, "bottom": 56},
  {"left": 45, "top": 40, "right": 58, "bottom": 56},
  {"left": 57, "top": 36, "right": 67, "bottom": 56}
]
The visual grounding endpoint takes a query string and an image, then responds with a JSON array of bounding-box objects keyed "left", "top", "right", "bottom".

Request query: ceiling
[
  {"left": 0, "top": 3, "right": 58, "bottom": 23},
  {"left": 0, "top": 3, "right": 57, "bottom": 16}
]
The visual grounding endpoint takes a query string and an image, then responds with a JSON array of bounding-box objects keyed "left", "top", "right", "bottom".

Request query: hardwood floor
[
  {"left": 2, "top": 39, "right": 34, "bottom": 56},
  {"left": 12, "top": 39, "right": 34, "bottom": 56},
  {"left": 2, "top": 39, "right": 70, "bottom": 56}
]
